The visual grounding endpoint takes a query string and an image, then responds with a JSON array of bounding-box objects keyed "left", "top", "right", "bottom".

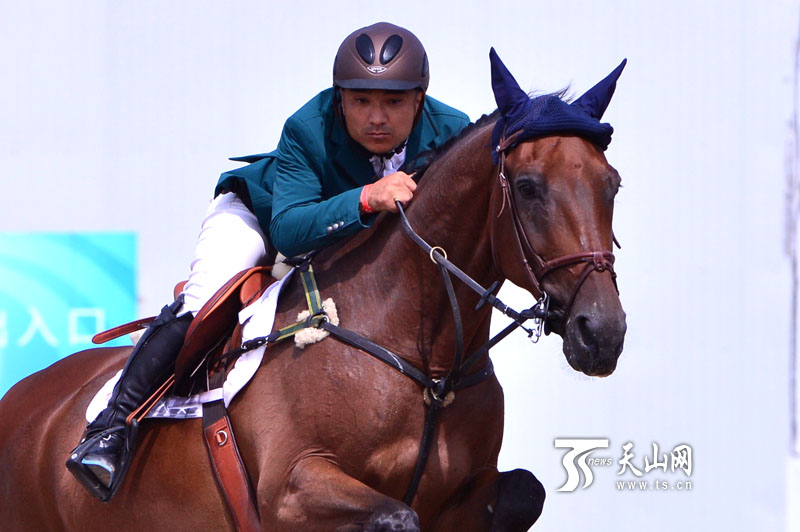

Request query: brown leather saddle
[
  {"left": 173, "top": 266, "right": 275, "bottom": 396},
  {"left": 93, "top": 265, "right": 275, "bottom": 396}
]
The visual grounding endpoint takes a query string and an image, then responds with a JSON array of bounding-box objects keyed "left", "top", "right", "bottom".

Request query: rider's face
[{"left": 340, "top": 89, "right": 422, "bottom": 155}]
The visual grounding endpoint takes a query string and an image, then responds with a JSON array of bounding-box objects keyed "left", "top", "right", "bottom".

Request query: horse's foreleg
[
  {"left": 489, "top": 469, "right": 545, "bottom": 531},
  {"left": 268, "top": 456, "right": 419, "bottom": 532},
  {"left": 429, "top": 468, "right": 545, "bottom": 532}
]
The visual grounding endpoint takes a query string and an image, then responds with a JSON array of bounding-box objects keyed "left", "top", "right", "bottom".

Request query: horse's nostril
[{"left": 576, "top": 315, "right": 599, "bottom": 353}]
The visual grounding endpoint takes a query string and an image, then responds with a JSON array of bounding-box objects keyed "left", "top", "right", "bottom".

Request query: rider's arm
[{"left": 270, "top": 116, "right": 373, "bottom": 258}]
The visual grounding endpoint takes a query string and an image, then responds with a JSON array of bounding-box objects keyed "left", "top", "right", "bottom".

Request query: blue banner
[{"left": 0, "top": 233, "right": 136, "bottom": 398}]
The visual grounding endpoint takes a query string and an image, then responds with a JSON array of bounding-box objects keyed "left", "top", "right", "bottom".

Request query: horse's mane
[
  {"left": 408, "top": 110, "right": 500, "bottom": 180},
  {"left": 408, "top": 88, "right": 572, "bottom": 179}
]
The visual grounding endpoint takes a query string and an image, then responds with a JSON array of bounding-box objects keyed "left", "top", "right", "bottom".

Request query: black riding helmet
[{"left": 333, "top": 22, "right": 429, "bottom": 156}]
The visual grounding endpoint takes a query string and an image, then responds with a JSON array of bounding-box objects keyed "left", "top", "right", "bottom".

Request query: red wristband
[{"left": 360, "top": 184, "right": 375, "bottom": 214}]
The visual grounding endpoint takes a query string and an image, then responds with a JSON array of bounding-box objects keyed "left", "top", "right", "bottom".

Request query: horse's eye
[{"left": 516, "top": 177, "right": 542, "bottom": 201}]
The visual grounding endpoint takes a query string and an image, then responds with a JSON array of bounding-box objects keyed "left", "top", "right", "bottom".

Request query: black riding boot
[{"left": 66, "top": 297, "right": 191, "bottom": 501}]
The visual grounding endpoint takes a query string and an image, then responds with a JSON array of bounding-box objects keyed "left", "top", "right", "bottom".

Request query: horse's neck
[{"left": 318, "top": 125, "right": 502, "bottom": 374}]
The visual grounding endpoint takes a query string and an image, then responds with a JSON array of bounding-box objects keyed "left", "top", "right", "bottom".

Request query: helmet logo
[{"left": 367, "top": 66, "right": 387, "bottom": 74}]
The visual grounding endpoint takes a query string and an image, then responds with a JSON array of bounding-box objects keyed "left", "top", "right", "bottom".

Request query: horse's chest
[{"left": 258, "top": 341, "right": 502, "bottom": 489}]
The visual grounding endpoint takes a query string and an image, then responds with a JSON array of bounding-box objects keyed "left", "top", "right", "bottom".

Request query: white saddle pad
[{"left": 85, "top": 270, "right": 294, "bottom": 422}]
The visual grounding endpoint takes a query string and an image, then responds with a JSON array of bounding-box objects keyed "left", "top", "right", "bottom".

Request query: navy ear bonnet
[{"left": 489, "top": 47, "right": 626, "bottom": 163}]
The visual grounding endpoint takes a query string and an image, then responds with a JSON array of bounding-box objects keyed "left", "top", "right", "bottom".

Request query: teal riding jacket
[{"left": 215, "top": 88, "right": 469, "bottom": 257}]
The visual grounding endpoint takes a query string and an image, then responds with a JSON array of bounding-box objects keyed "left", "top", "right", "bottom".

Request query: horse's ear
[
  {"left": 572, "top": 58, "right": 627, "bottom": 120},
  {"left": 490, "top": 48, "right": 530, "bottom": 118}
]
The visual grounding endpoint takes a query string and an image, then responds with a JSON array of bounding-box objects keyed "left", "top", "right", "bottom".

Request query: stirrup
[{"left": 65, "top": 425, "right": 136, "bottom": 502}]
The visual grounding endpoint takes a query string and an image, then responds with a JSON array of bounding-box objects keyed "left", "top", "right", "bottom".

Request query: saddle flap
[{"left": 174, "top": 266, "right": 275, "bottom": 395}]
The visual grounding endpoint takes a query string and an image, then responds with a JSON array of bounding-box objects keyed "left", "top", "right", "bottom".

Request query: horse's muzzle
[{"left": 562, "top": 304, "right": 626, "bottom": 377}]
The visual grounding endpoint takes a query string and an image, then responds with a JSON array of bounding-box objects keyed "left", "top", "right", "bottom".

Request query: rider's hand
[{"left": 361, "top": 171, "right": 417, "bottom": 213}]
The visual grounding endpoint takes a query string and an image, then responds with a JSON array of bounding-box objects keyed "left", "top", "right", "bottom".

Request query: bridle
[{"left": 495, "top": 131, "right": 618, "bottom": 328}]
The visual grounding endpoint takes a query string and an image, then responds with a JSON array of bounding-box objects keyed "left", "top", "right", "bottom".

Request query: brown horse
[{"left": 0, "top": 54, "right": 626, "bottom": 531}]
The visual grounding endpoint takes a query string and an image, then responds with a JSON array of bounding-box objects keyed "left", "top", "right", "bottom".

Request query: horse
[{"left": 0, "top": 51, "right": 626, "bottom": 531}]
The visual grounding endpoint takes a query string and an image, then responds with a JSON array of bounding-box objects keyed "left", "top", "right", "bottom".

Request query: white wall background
[{"left": 2, "top": 1, "right": 797, "bottom": 530}]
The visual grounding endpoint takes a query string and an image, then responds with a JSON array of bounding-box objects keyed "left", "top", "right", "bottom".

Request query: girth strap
[{"left": 202, "top": 373, "right": 260, "bottom": 532}]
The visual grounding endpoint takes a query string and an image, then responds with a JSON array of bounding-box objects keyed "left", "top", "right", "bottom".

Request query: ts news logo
[{"left": 554, "top": 438, "right": 610, "bottom": 492}]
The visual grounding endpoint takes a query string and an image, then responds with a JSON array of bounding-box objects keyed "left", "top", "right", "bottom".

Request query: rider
[{"left": 66, "top": 22, "right": 470, "bottom": 501}]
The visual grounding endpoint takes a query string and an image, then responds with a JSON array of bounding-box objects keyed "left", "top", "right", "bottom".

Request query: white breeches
[{"left": 180, "top": 192, "right": 268, "bottom": 315}]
